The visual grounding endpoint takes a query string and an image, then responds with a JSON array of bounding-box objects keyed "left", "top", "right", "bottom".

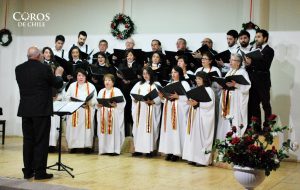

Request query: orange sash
[
  {"left": 101, "top": 88, "right": 114, "bottom": 134},
  {"left": 72, "top": 82, "right": 91, "bottom": 129}
]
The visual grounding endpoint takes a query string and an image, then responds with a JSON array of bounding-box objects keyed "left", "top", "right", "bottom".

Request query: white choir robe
[
  {"left": 49, "top": 89, "right": 65, "bottom": 146},
  {"left": 158, "top": 81, "right": 190, "bottom": 156},
  {"left": 131, "top": 81, "right": 162, "bottom": 153},
  {"left": 97, "top": 87, "right": 126, "bottom": 154},
  {"left": 65, "top": 82, "right": 97, "bottom": 149},
  {"left": 182, "top": 87, "right": 215, "bottom": 165},
  {"left": 194, "top": 66, "right": 222, "bottom": 129},
  {"left": 216, "top": 68, "right": 251, "bottom": 140}
]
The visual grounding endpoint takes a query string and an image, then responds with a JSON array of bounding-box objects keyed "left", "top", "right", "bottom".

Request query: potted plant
[{"left": 212, "top": 114, "right": 298, "bottom": 190}]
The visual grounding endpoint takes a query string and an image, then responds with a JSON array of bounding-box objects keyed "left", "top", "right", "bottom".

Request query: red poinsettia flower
[
  {"left": 111, "top": 23, "right": 115, "bottom": 28},
  {"left": 268, "top": 114, "right": 277, "bottom": 121},
  {"left": 230, "top": 137, "right": 240, "bottom": 145},
  {"left": 251, "top": 116, "right": 259, "bottom": 123},
  {"left": 118, "top": 15, "right": 123, "bottom": 20},
  {"left": 125, "top": 24, "right": 129, "bottom": 28},
  {"left": 244, "top": 136, "right": 254, "bottom": 144},
  {"left": 226, "top": 131, "right": 233, "bottom": 138}
]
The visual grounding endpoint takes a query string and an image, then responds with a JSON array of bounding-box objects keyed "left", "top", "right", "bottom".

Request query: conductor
[{"left": 15, "top": 46, "right": 64, "bottom": 180}]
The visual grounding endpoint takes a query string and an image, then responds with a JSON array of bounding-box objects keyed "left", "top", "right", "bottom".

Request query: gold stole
[
  {"left": 187, "top": 106, "right": 196, "bottom": 134},
  {"left": 135, "top": 84, "right": 153, "bottom": 133},
  {"left": 146, "top": 85, "right": 153, "bottom": 133},
  {"left": 171, "top": 100, "right": 177, "bottom": 130},
  {"left": 72, "top": 82, "right": 91, "bottom": 129},
  {"left": 101, "top": 88, "right": 114, "bottom": 134},
  {"left": 221, "top": 69, "right": 237, "bottom": 118}
]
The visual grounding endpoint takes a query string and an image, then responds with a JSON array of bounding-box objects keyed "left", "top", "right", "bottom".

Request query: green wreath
[
  {"left": 242, "top": 21, "right": 260, "bottom": 45},
  {"left": 0, "top": 29, "right": 13, "bottom": 47},
  {"left": 111, "top": 13, "right": 134, "bottom": 40}
]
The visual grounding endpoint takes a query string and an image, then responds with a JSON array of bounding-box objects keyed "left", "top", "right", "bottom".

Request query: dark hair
[
  {"left": 141, "top": 66, "right": 155, "bottom": 85},
  {"left": 125, "top": 49, "right": 136, "bottom": 60},
  {"left": 69, "top": 46, "right": 81, "bottom": 61},
  {"left": 151, "top": 39, "right": 161, "bottom": 46},
  {"left": 202, "top": 51, "right": 214, "bottom": 61},
  {"left": 99, "top": 39, "right": 108, "bottom": 45},
  {"left": 227, "top": 30, "right": 238, "bottom": 39},
  {"left": 256, "top": 29, "right": 269, "bottom": 42},
  {"left": 78, "top": 31, "right": 87, "bottom": 38},
  {"left": 177, "top": 38, "right": 187, "bottom": 45},
  {"left": 172, "top": 66, "right": 185, "bottom": 81},
  {"left": 195, "top": 71, "right": 211, "bottom": 87},
  {"left": 75, "top": 68, "right": 88, "bottom": 79},
  {"left": 42, "top": 47, "right": 54, "bottom": 61},
  {"left": 103, "top": 73, "right": 115, "bottom": 84},
  {"left": 177, "top": 55, "right": 188, "bottom": 65},
  {"left": 151, "top": 52, "right": 162, "bottom": 63},
  {"left": 55, "top": 35, "right": 65, "bottom": 43},
  {"left": 238, "top": 30, "right": 250, "bottom": 39},
  {"left": 97, "top": 52, "right": 110, "bottom": 67}
]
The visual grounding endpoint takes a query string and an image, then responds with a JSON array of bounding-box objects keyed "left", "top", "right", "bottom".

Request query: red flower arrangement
[
  {"left": 213, "top": 114, "right": 295, "bottom": 176},
  {"left": 110, "top": 13, "right": 135, "bottom": 40}
]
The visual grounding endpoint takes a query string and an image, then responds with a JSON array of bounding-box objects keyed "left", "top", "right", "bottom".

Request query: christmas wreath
[
  {"left": 111, "top": 13, "right": 134, "bottom": 40},
  {"left": 0, "top": 28, "right": 12, "bottom": 47},
  {"left": 242, "top": 21, "right": 260, "bottom": 45}
]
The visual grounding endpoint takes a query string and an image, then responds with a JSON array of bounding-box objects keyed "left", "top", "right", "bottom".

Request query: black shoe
[
  {"left": 84, "top": 148, "right": 93, "bottom": 154},
  {"left": 34, "top": 173, "right": 53, "bottom": 180},
  {"left": 48, "top": 146, "right": 56, "bottom": 153},
  {"left": 145, "top": 152, "right": 153, "bottom": 158},
  {"left": 188, "top": 161, "right": 196, "bottom": 166},
  {"left": 171, "top": 155, "right": 179, "bottom": 162},
  {"left": 22, "top": 168, "right": 34, "bottom": 179},
  {"left": 24, "top": 173, "right": 34, "bottom": 179},
  {"left": 195, "top": 163, "right": 206, "bottom": 167},
  {"left": 165, "top": 154, "right": 173, "bottom": 161},
  {"left": 110, "top": 153, "right": 119, "bottom": 156},
  {"left": 70, "top": 148, "right": 77, "bottom": 153},
  {"left": 132, "top": 152, "right": 143, "bottom": 157}
]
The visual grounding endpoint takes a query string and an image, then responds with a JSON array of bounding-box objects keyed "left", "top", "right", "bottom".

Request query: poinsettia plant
[{"left": 213, "top": 114, "right": 297, "bottom": 176}]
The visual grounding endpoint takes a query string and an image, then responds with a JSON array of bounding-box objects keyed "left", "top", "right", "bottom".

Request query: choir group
[{"left": 45, "top": 28, "right": 274, "bottom": 167}]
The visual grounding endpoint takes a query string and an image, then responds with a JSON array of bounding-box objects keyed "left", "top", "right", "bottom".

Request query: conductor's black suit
[{"left": 15, "top": 59, "right": 63, "bottom": 178}]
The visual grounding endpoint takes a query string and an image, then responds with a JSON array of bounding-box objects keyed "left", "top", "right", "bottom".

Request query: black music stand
[{"left": 47, "top": 101, "right": 84, "bottom": 178}]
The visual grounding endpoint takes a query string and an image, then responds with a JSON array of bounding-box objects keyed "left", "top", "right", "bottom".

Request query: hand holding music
[{"left": 169, "top": 92, "right": 179, "bottom": 100}]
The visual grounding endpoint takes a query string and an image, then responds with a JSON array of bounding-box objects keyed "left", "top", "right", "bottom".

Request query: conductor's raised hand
[{"left": 55, "top": 66, "right": 64, "bottom": 77}]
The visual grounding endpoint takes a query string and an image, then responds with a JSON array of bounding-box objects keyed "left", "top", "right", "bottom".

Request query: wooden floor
[{"left": 0, "top": 137, "right": 299, "bottom": 190}]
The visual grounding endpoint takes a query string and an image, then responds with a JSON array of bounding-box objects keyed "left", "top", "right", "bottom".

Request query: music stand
[{"left": 47, "top": 101, "right": 84, "bottom": 178}]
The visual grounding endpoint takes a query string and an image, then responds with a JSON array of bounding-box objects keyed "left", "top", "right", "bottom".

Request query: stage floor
[{"left": 0, "top": 137, "right": 299, "bottom": 190}]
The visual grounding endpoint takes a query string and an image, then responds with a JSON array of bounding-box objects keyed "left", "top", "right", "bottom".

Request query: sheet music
[
  {"left": 54, "top": 101, "right": 84, "bottom": 113},
  {"left": 53, "top": 101, "right": 68, "bottom": 112}
]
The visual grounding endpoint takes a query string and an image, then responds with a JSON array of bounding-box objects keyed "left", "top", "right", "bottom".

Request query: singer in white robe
[
  {"left": 182, "top": 71, "right": 215, "bottom": 166},
  {"left": 65, "top": 70, "right": 97, "bottom": 149},
  {"left": 194, "top": 52, "right": 222, "bottom": 137},
  {"left": 216, "top": 54, "right": 251, "bottom": 140},
  {"left": 158, "top": 66, "right": 190, "bottom": 159},
  {"left": 97, "top": 84, "right": 126, "bottom": 155},
  {"left": 131, "top": 77, "right": 162, "bottom": 154}
]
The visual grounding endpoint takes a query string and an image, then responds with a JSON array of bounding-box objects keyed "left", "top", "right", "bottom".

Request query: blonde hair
[{"left": 103, "top": 73, "right": 115, "bottom": 83}]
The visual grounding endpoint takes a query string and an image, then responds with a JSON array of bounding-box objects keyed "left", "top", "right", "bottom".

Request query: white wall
[{"left": 0, "top": 0, "right": 299, "bottom": 159}]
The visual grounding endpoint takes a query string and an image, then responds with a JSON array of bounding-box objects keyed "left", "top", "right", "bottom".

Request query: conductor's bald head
[{"left": 27, "top": 46, "right": 41, "bottom": 60}]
